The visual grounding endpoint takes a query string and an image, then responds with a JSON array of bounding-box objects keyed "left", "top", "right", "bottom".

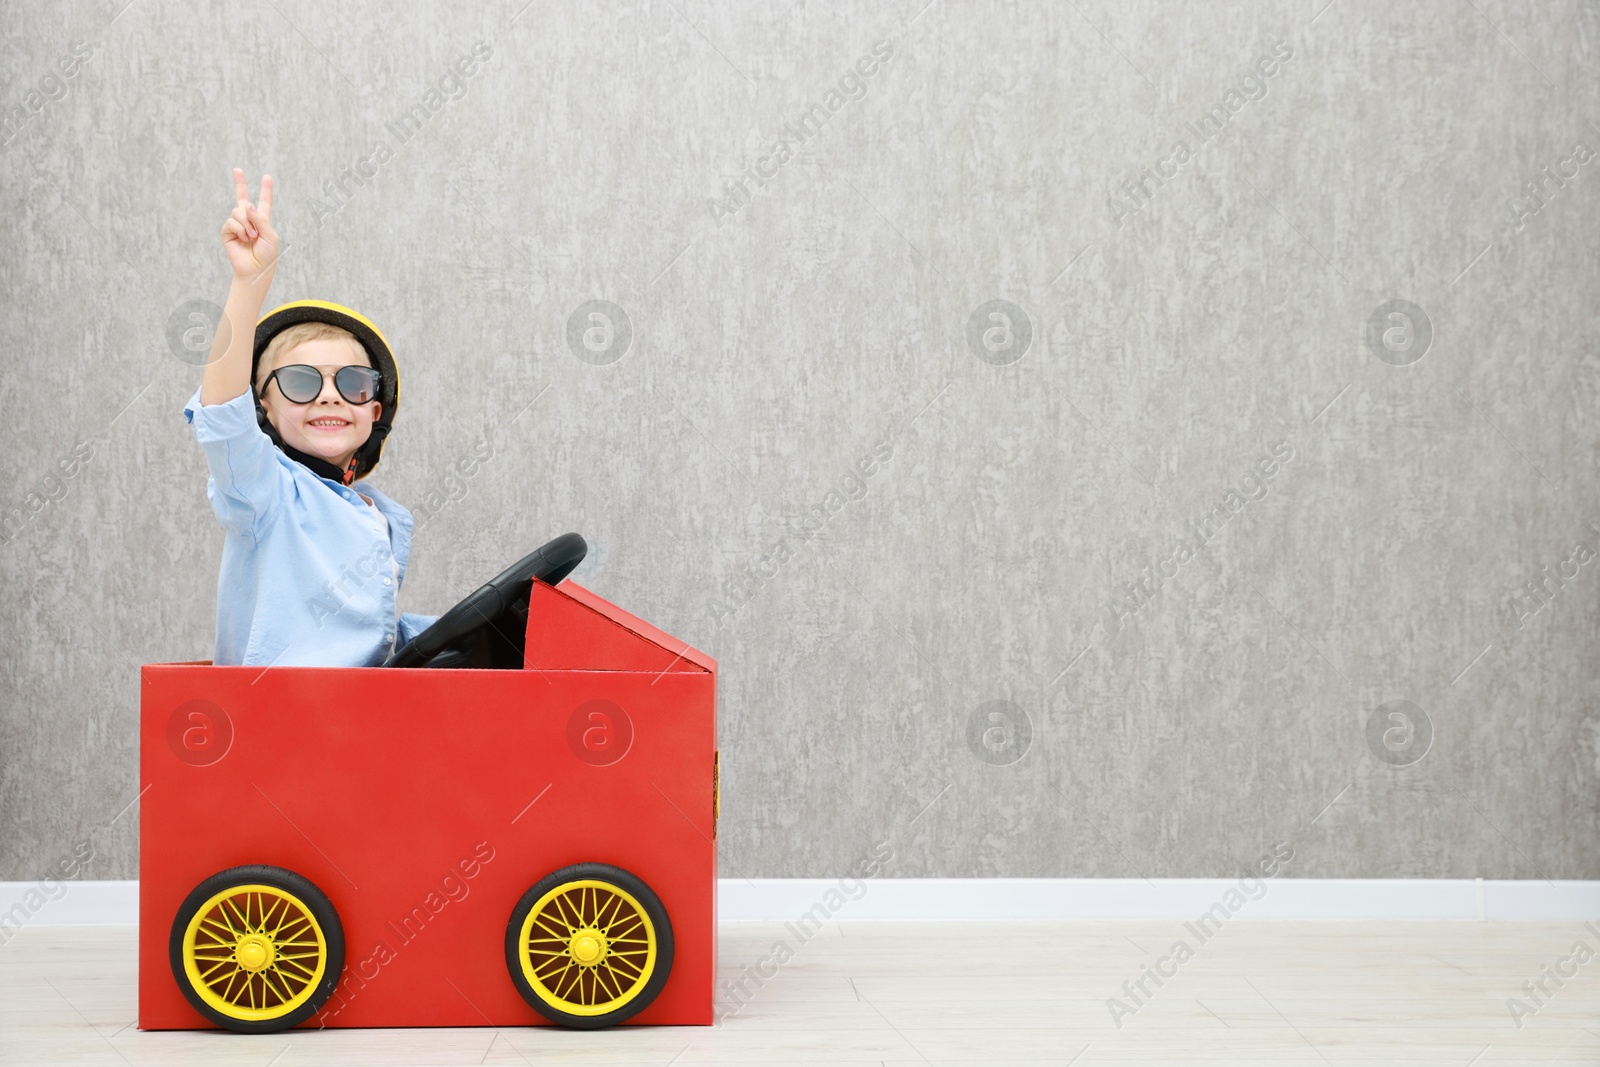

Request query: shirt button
[{"left": 383, "top": 577, "right": 393, "bottom": 585}]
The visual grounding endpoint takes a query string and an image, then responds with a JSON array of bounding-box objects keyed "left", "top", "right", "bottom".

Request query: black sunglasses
[{"left": 262, "top": 364, "right": 383, "bottom": 405}]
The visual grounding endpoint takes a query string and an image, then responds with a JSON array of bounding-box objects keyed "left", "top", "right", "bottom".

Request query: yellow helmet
[{"left": 250, "top": 300, "right": 401, "bottom": 484}]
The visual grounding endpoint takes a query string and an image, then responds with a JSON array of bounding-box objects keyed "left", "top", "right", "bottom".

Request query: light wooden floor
[{"left": 1, "top": 921, "right": 1596, "bottom": 1064}]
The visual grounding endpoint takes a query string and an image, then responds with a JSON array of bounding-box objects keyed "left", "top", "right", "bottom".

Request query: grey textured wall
[{"left": 2, "top": 0, "right": 1597, "bottom": 884}]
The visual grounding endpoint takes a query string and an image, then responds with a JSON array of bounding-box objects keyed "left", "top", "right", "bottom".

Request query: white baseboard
[
  {"left": 2, "top": 878, "right": 1597, "bottom": 931},
  {"left": 0, "top": 880, "right": 139, "bottom": 928},
  {"left": 716, "top": 877, "right": 1600, "bottom": 922}
]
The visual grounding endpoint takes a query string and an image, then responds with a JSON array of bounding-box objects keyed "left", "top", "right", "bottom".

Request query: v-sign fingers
[
  {"left": 233, "top": 167, "right": 249, "bottom": 209},
  {"left": 257, "top": 174, "right": 273, "bottom": 223}
]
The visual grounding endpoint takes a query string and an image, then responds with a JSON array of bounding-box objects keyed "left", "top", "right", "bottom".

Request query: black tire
[
  {"left": 504, "top": 862, "right": 674, "bottom": 1028},
  {"left": 168, "top": 865, "right": 345, "bottom": 1034}
]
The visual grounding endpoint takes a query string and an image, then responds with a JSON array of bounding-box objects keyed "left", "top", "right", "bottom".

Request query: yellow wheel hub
[
  {"left": 234, "top": 933, "right": 274, "bottom": 972},
  {"left": 181, "top": 884, "right": 327, "bottom": 1022},
  {"left": 518, "top": 880, "right": 656, "bottom": 1017},
  {"left": 569, "top": 927, "right": 608, "bottom": 965}
]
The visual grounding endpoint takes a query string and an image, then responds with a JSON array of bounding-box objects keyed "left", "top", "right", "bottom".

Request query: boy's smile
[
  {"left": 308, "top": 415, "right": 352, "bottom": 431},
  {"left": 258, "top": 337, "right": 382, "bottom": 474}
]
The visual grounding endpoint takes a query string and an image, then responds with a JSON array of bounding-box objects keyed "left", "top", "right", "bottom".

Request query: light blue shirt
[{"left": 183, "top": 384, "right": 437, "bottom": 667}]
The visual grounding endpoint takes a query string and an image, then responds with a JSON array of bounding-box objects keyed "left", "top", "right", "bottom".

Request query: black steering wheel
[{"left": 382, "top": 533, "right": 587, "bottom": 669}]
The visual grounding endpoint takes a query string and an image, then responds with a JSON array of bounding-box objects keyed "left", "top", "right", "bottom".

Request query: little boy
[{"left": 183, "top": 169, "right": 436, "bottom": 667}]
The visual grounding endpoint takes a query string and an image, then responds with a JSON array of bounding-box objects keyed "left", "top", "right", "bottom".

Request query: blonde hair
[{"left": 256, "top": 322, "right": 369, "bottom": 393}]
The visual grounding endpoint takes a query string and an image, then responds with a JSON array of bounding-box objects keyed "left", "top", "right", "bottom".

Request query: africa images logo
[
  {"left": 1106, "top": 41, "right": 1295, "bottom": 228},
  {"left": 306, "top": 43, "right": 494, "bottom": 229},
  {"left": 707, "top": 39, "right": 896, "bottom": 226},
  {"left": 1107, "top": 440, "right": 1296, "bottom": 630},
  {"left": 1506, "top": 141, "right": 1595, "bottom": 232}
]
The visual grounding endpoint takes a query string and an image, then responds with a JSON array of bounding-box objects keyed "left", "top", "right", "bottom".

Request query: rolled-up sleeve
[
  {"left": 183, "top": 385, "right": 292, "bottom": 538},
  {"left": 398, "top": 612, "right": 439, "bottom": 645}
]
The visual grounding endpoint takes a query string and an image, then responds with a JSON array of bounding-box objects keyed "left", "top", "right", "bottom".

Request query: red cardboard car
[{"left": 139, "top": 538, "right": 718, "bottom": 1032}]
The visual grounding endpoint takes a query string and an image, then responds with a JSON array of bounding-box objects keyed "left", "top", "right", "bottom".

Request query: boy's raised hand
[{"left": 221, "top": 168, "right": 280, "bottom": 281}]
